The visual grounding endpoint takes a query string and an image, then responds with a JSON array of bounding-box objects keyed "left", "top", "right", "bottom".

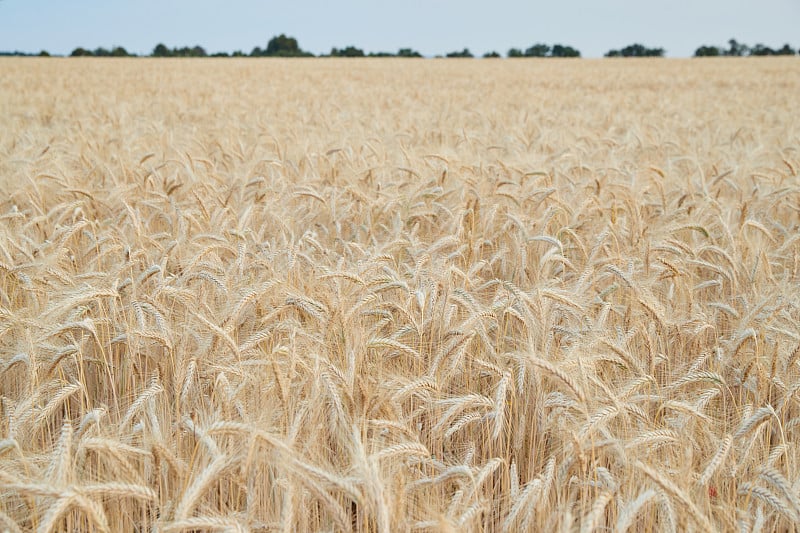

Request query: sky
[{"left": 0, "top": 0, "right": 798, "bottom": 58}]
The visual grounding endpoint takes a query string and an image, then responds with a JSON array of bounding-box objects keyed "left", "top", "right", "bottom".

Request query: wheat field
[{"left": 1, "top": 57, "right": 800, "bottom": 532}]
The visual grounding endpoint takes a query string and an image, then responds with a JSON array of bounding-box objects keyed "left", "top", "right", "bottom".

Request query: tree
[
  {"left": 263, "top": 34, "right": 312, "bottom": 56},
  {"left": 525, "top": 43, "right": 550, "bottom": 57},
  {"left": 250, "top": 46, "right": 265, "bottom": 57},
  {"left": 483, "top": 51, "right": 501, "bottom": 58},
  {"left": 110, "top": 46, "right": 131, "bottom": 57},
  {"left": 152, "top": 43, "right": 171, "bottom": 57},
  {"left": 697, "top": 39, "right": 796, "bottom": 57},
  {"left": 172, "top": 46, "right": 206, "bottom": 57},
  {"left": 266, "top": 34, "right": 298, "bottom": 56},
  {"left": 151, "top": 44, "right": 206, "bottom": 57},
  {"left": 397, "top": 48, "right": 422, "bottom": 58},
  {"left": 38, "top": 50, "right": 50, "bottom": 57},
  {"left": 750, "top": 43, "right": 776, "bottom": 56},
  {"left": 550, "top": 44, "right": 580, "bottom": 57},
  {"left": 446, "top": 48, "right": 473, "bottom": 58},
  {"left": 71, "top": 47, "right": 92, "bottom": 56},
  {"left": 605, "top": 44, "right": 664, "bottom": 57},
  {"left": 725, "top": 39, "right": 748, "bottom": 56},
  {"left": 508, "top": 43, "right": 580, "bottom": 58},
  {"left": 93, "top": 47, "right": 111, "bottom": 57},
  {"left": 330, "top": 46, "right": 365, "bottom": 57},
  {"left": 367, "top": 48, "right": 421, "bottom": 58},
  {"left": 694, "top": 45, "right": 721, "bottom": 57}
]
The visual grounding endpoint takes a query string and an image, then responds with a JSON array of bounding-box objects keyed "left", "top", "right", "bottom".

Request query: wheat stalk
[
  {"left": 580, "top": 489, "right": 613, "bottom": 533},
  {"left": 174, "top": 454, "right": 232, "bottom": 520},
  {"left": 634, "top": 460, "right": 713, "bottom": 532}
]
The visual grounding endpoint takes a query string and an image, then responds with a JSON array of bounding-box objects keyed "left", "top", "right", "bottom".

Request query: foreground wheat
[{"left": 1, "top": 57, "right": 800, "bottom": 532}]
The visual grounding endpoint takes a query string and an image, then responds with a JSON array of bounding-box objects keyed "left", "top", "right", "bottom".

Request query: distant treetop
[
  {"left": 445, "top": 48, "right": 474, "bottom": 58},
  {"left": 694, "top": 38, "right": 797, "bottom": 57},
  {"left": 397, "top": 48, "right": 422, "bottom": 58},
  {"left": 251, "top": 34, "right": 313, "bottom": 57},
  {"left": 71, "top": 46, "right": 136, "bottom": 57},
  {"left": 329, "top": 46, "right": 365, "bottom": 57},
  {"left": 605, "top": 44, "right": 665, "bottom": 57},
  {"left": 551, "top": 44, "right": 580, "bottom": 57},
  {"left": 149, "top": 44, "right": 206, "bottom": 57},
  {"left": 0, "top": 49, "right": 51, "bottom": 56},
  {"left": 507, "top": 43, "right": 580, "bottom": 58}
]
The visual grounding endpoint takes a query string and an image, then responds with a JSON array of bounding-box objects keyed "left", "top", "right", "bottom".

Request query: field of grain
[{"left": 1, "top": 57, "right": 800, "bottom": 532}]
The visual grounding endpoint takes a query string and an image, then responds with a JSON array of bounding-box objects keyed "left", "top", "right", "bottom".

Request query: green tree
[
  {"left": 71, "top": 47, "right": 93, "bottom": 56},
  {"left": 38, "top": 50, "right": 50, "bottom": 57},
  {"left": 750, "top": 43, "right": 776, "bottom": 56},
  {"left": 330, "top": 46, "right": 365, "bottom": 57},
  {"left": 605, "top": 44, "right": 664, "bottom": 57},
  {"left": 524, "top": 43, "right": 550, "bottom": 57},
  {"left": 694, "top": 45, "right": 722, "bottom": 57},
  {"left": 152, "top": 43, "right": 171, "bottom": 57},
  {"left": 446, "top": 48, "right": 473, "bottom": 58},
  {"left": 776, "top": 44, "right": 796, "bottom": 55},
  {"left": 169, "top": 46, "right": 206, "bottom": 57},
  {"left": 397, "top": 48, "right": 422, "bottom": 57},
  {"left": 509, "top": 43, "right": 580, "bottom": 58},
  {"left": 725, "top": 39, "right": 748, "bottom": 56},
  {"left": 110, "top": 46, "right": 131, "bottom": 57},
  {"left": 483, "top": 51, "right": 501, "bottom": 58},
  {"left": 266, "top": 34, "right": 297, "bottom": 55},
  {"left": 264, "top": 34, "right": 311, "bottom": 56},
  {"left": 550, "top": 44, "right": 580, "bottom": 57}
]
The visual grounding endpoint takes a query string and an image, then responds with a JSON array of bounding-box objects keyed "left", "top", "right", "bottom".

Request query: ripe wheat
[{"left": 0, "top": 56, "right": 799, "bottom": 531}]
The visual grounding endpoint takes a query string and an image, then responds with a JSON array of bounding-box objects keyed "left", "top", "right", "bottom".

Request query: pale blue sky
[{"left": 0, "top": 0, "right": 797, "bottom": 58}]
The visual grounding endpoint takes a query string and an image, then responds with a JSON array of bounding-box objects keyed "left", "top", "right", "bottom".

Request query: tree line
[
  {"left": 694, "top": 38, "right": 796, "bottom": 56},
  {"left": 605, "top": 44, "right": 665, "bottom": 57},
  {"left": 2, "top": 35, "right": 797, "bottom": 58}
]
